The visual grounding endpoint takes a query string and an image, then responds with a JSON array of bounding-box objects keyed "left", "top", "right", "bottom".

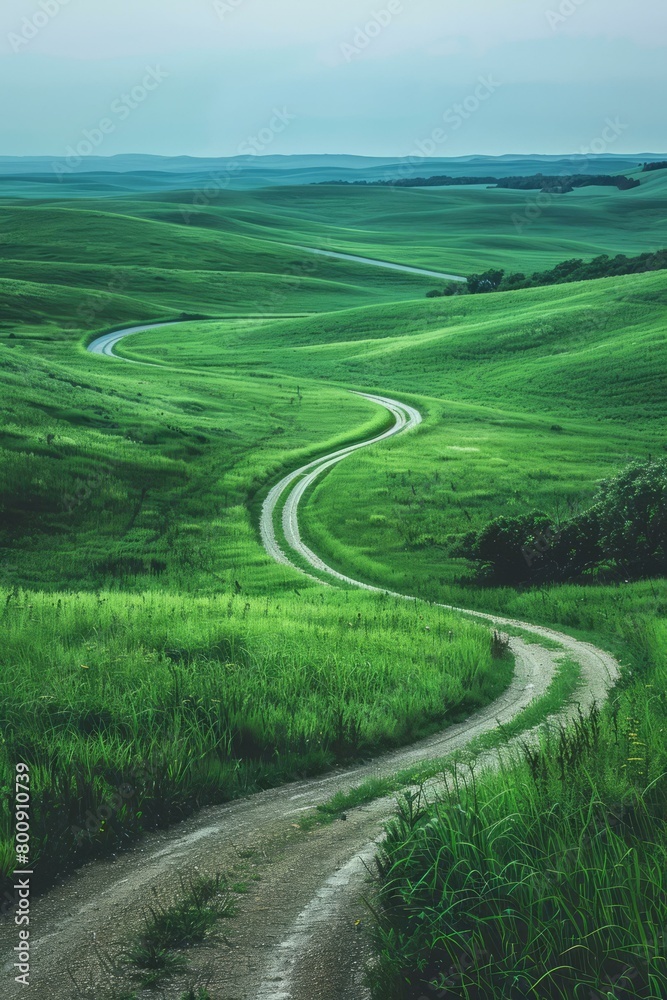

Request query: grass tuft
[{"left": 120, "top": 873, "right": 232, "bottom": 987}]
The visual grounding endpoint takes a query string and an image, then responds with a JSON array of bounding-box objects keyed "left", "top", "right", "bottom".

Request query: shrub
[
  {"left": 595, "top": 459, "right": 667, "bottom": 576},
  {"left": 461, "top": 460, "right": 667, "bottom": 585},
  {"left": 459, "top": 511, "right": 553, "bottom": 584},
  {"left": 426, "top": 283, "right": 467, "bottom": 298}
]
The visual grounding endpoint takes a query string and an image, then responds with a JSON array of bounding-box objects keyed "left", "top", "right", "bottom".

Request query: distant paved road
[
  {"left": 87, "top": 321, "right": 181, "bottom": 359},
  {"left": 290, "top": 244, "right": 466, "bottom": 282}
]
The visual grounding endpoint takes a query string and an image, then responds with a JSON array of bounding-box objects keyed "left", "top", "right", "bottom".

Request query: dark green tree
[
  {"left": 467, "top": 269, "right": 505, "bottom": 294},
  {"left": 461, "top": 511, "right": 554, "bottom": 584},
  {"left": 595, "top": 460, "right": 667, "bottom": 576}
]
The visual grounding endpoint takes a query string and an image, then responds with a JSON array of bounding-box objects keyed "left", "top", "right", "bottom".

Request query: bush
[
  {"left": 596, "top": 459, "right": 667, "bottom": 576},
  {"left": 426, "top": 283, "right": 467, "bottom": 299},
  {"left": 460, "top": 249, "right": 667, "bottom": 296},
  {"left": 459, "top": 511, "right": 553, "bottom": 584},
  {"left": 466, "top": 269, "right": 505, "bottom": 294},
  {"left": 462, "top": 460, "right": 667, "bottom": 585}
]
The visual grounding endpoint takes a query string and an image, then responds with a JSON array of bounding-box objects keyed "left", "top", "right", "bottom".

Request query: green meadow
[
  {"left": 120, "top": 269, "right": 666, "bottom": 602},
  {"left": 1, "top": 169, "right": 667, "bottom": 995},
  {"left": 0, "top": 587, "right": 503, "bottom": 885}
]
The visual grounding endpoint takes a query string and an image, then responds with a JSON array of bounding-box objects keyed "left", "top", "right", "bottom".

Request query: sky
[{"left": 1, "top": 0, "right": 666, "bottom": 158}]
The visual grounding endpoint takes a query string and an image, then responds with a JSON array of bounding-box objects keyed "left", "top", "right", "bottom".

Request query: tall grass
[
  {"left": 370, "top": 615, "right": 667, "bottom": 999},
  {"left": 0, "top": 586, "right": 506, "bottom": 896}
]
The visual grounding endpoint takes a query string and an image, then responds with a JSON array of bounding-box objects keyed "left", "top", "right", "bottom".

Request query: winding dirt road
[
  {"left": 261, "top": 391, "right": 421, "bottom": 581},
  {"left": 0, "top": 321, "right": 619, "bottom": 1000}
]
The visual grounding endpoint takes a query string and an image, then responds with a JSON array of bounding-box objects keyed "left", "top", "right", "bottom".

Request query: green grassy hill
[
  {"left": 0, "top": 202, "right": 436, "bottom": 330},
  {"left": 4, "top": 166, "right": 667, "bottom": 316},
  {"left": 3, "top": 174, "right": 666, "bottom": 607},
  {"left": 126, "top": 269, "right": 667, "bottom": 418},
  {"left": 117, "top": 269, "right": 667, "bottom": 601},
  {"left": 148, "top": 166, "right": 667, "bottom": 274}
]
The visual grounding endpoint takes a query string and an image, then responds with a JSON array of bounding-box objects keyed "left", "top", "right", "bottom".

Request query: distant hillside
[{"left": 0, "top": 153, "right": 663, "bottom": 198}]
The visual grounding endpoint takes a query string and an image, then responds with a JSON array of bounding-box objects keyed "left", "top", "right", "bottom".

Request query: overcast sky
[{"left": 2, "top": 0, "right": 665, "bottom": 158}]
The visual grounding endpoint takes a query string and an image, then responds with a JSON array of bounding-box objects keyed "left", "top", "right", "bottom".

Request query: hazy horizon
[{"left": 2, "top": 151, "right": 667, "bottom": 163}]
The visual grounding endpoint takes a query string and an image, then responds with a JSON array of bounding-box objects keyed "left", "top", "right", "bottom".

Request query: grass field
[
  {"left": 0, "top": 330, "right": 390, "bottom": 593},
  {"left": 118, "top": 269, "right": 667, "bottom": 602},
  {"left": 199, "top": 166, "right": 667, "bottom": 273},
  {"left": 0, "top": 587, "right": 506, "bottom": 887},
  {"left": 3, "top": 164, "right": 667, "bottom": 328},
  {"left": 1, "top": 167, "right": 667, "bottom": 995}
]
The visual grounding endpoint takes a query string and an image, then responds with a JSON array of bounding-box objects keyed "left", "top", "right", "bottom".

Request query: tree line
[
  {"left": 426, "top": 248, "right": 667, "bottom": 298},
  {"left": 320, "top": 172, "right": 640, "bottom": 193}
]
